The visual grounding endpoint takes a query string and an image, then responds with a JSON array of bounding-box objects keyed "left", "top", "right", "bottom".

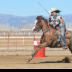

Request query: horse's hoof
[{"left": 25, "top": 59, "right": 31, "bottom": 63}]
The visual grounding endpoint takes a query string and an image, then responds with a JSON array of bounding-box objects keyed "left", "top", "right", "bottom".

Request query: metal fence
[
  {"left": 0, "top": 29, "right": 42, "bottom": 51},
  {"left": 0, "top": 29, "right": 71, "bottom": 51}
]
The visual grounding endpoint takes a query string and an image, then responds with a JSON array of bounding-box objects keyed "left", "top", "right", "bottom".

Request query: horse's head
[{"left": 32, "top": 16, "right": 43, "bottom": 32}]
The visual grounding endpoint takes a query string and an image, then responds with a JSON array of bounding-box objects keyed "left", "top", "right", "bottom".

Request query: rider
[{"left": 48, "top": 8, "right": 68, "bottom": 49}]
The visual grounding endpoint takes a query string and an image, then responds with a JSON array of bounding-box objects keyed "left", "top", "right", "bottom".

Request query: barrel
[{"left": 34, "top": 40, "right": 45, "bottom": 58}]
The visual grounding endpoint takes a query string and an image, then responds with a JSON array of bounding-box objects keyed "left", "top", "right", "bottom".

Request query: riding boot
[
  {"left": 61, "top": 38, "right": 68, "bottom": 50},
  {"left": 63, "top": 45, "right": 68, "bottom": 50}
]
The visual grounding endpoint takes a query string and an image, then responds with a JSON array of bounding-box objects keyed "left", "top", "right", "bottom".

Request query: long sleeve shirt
[{"left": 49, "top": 13, "right": 64, "bottom": 28}]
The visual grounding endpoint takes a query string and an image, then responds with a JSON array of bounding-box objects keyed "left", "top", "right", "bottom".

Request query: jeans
[{"left": 59, "top": 24, "right": 66, "bottom": 44}]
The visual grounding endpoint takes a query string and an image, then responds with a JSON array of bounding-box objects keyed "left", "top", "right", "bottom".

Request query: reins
[
  {"left": 43, "top": 25, "right": 50, "bottom": 34},
  {"left": 36, "top": 17, "right": 51, "bottom": 35}
]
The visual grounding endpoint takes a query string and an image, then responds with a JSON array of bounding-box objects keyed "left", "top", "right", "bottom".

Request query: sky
[{"left": 0, "top": 0, "right": 72, "bottom": 16}]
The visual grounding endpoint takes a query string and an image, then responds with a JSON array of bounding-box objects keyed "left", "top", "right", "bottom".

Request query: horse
[{"left": 26, "top": 16, "right": 72, "bottom": 62}]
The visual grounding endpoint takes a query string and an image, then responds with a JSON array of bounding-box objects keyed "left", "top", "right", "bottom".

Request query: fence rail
[{"left": 0, "top": 29, "right": 71, "bottom": 51}]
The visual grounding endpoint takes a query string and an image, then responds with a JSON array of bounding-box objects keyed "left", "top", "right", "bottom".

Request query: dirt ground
[{"left": 0, "top": 50, "right": 72, "bottom": 69}]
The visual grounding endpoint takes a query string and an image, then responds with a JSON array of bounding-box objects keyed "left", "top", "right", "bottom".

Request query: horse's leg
[
  {"left": 69, "top": 39, "right": 72, "bottom": 53},
  {"left": 69, "top": 45, "right": 72, "bottom": 53},
  {"left": 26, "top": 42, "right": 47, "bottom": 62}
]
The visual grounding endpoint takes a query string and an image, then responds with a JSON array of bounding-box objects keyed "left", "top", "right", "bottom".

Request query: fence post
[
  {"left": 26, "top": 31, "right": 28, "bottom": 51},
  {"left": 7, "top": 32, "right": 9, "bottom": 51},
  {"left": 34, "top": 33, "right": 35, "bottom": 41},
  {"left": 16, "top": 31, "right": 17, "bottom": 51}
]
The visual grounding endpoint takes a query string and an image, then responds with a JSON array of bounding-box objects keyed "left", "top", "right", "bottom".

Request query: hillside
[{"left": 0, "top": 14, "right": 72, "bottom": 28}]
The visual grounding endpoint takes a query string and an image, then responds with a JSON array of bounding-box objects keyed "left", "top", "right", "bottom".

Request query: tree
[
  {"left": 18, "top": 22, "right": 33, "bottom": 29},
  {"left": 0, "top": 23, "right": 15, "bottom": 29}
]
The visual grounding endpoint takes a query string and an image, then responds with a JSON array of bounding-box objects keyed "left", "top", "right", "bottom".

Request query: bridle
[
  {"left": 43, "top": 25, "right": 50, "bottom": 34},
  {"left": 36, "top": 21, "right": 50, "bottom": 34},
  {"left": 36, "top": 22, "right": 42, "bottom": 32}
]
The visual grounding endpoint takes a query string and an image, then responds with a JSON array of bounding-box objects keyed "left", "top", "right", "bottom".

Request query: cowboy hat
[{"left": 48, "top": 8, "right": 61, "bottom": 13}]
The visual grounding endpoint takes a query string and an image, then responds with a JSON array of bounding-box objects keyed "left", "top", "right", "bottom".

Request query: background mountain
[
  {"left": 0, "top": 14, "right": 36, "bottom": 28},
  {"left": 0, "top": 14, "right": 72, "bottom": 29}
]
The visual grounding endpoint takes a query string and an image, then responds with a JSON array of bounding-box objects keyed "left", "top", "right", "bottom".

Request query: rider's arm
[
  {"left": 49, "top": 16, "right": 53, "bottom": 22},
  {"left": 52, "top": 15, "right": 62, "bottom": 26},
  {"left": 49, "top": 16, "right": 54, "bottom": 25},
  {"left": 54, "top": 15, "right": 63, "bottom": 28},
  {"left": 49, "top": 17, "right": 52, "bottom": 22},
  {"left": 48, "top": 22, "right": 52, "bottom": 25}
]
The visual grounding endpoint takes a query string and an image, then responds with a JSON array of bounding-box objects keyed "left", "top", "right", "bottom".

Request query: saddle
[
  {"left": 52, "top": 28, "right": 71, "bottom": 48},
  {"left": 56, "top": 28, "right": 71, "bottom": 39},
  {"left": 65, "top": 32, "right": 71, "bottom": 39}
]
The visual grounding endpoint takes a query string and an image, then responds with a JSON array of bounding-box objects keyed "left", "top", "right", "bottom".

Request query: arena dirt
[{"left": 0, "top": 51, "right": 72, "bottom": 69}]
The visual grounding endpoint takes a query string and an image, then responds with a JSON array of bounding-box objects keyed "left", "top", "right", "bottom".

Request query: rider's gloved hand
[{"left": 49, "top": 16, "right": 51, "bottom": 22}]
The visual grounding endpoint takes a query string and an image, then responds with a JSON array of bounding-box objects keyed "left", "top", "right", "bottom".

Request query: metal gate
[{"left": 0, "top": 29, "right": 42, "bottom": 51}]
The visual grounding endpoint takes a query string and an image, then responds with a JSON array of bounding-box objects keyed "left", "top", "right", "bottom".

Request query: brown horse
[{"left": 26, "top": 16, "right": 72, "bottom": 62}]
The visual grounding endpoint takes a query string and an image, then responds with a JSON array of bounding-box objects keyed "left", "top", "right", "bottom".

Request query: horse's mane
[
  {"left": 36, "top": 16, "right": 48, "bottom": 25},
  {"left": 36, "top": 16, "right": 55, "bottom": 30},
  {"left": 42, "top": 17, "right": 48, "bottom": 24}
]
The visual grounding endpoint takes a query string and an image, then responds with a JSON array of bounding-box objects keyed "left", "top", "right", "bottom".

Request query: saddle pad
[
  {"left": 65, "top": 32, "right": 71, "bottom": 39},
  {"left": 56, "top": 30, "right": 71, "bottom": 39}
]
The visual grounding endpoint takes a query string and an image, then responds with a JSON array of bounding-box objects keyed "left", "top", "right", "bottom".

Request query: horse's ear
[
  {"left": 40, "top": 16, "right": 43, "bottom": 19},
  {"left": 39, "top": 16, "right": 43, "bottom": 20},
  {"left": 37, "top": 16, "right": 43, "bottom": 22}
]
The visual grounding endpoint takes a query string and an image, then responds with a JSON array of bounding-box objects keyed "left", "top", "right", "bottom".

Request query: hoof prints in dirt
[
  {"left": 29, "top": 57, "right": 72, "bottom": 64},
  {"left": 39, "top": 61, "right": 63, "bottom": 64},
  {"left": 29, "top": 61, "right": 63, "bottom": 64}
]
